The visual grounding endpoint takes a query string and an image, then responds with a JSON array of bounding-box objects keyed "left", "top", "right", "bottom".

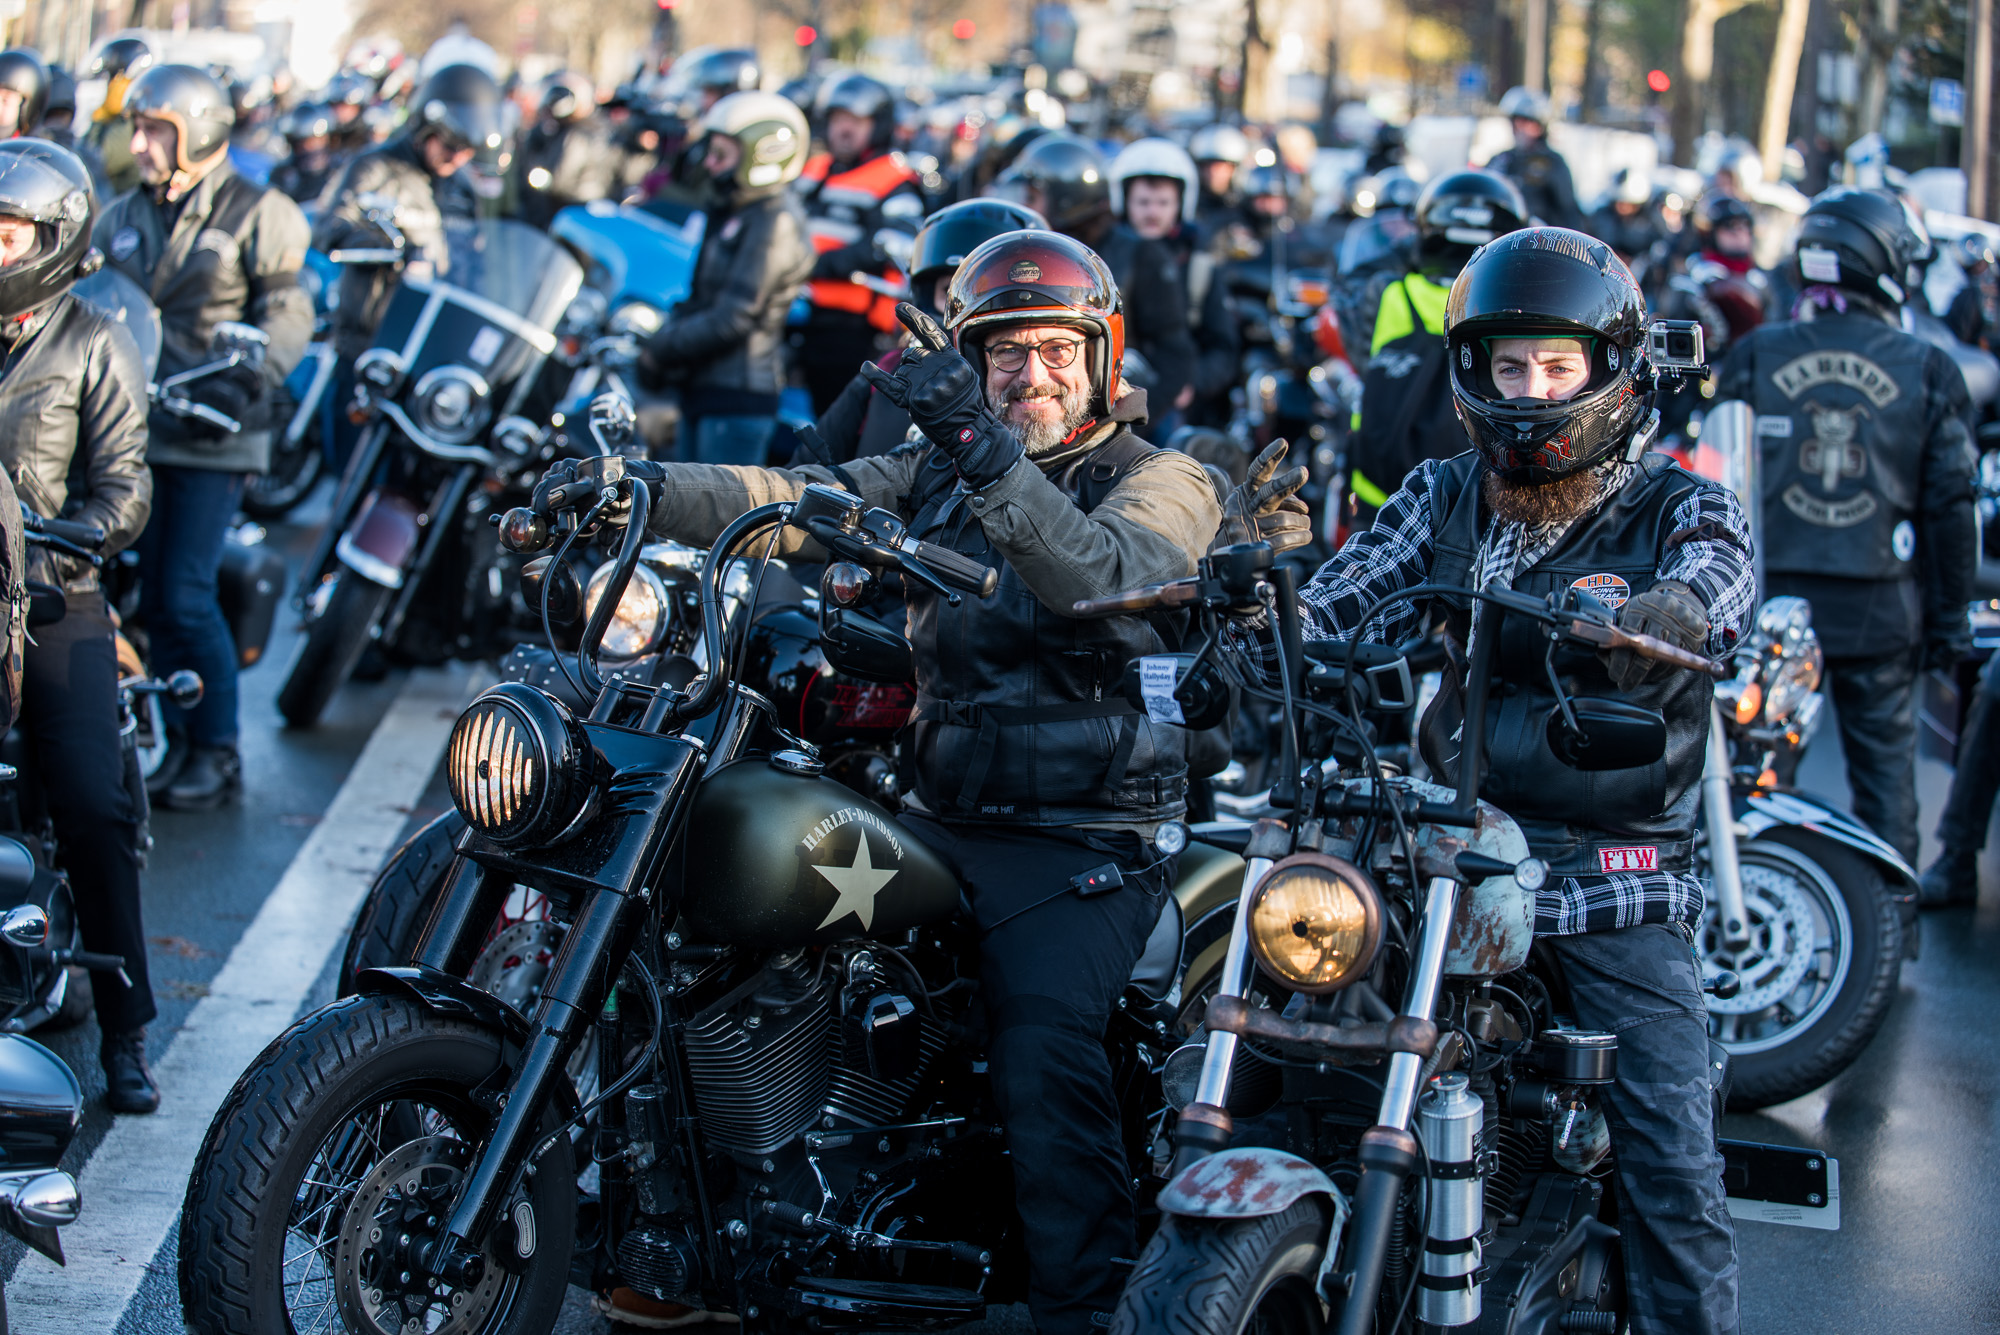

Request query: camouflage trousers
[{"left": 1548, "top": 922, "right": 1742, "bottom": 1335}]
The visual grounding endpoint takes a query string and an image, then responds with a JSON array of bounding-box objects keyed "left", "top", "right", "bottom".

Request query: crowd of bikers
[{"left": 0, "top": 31, "right": 1996, "bottom": 1334}]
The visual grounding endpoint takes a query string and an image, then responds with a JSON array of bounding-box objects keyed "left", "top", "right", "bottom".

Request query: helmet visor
[{"left": 0, "top": 149, "right": 86, "bottom": 226}]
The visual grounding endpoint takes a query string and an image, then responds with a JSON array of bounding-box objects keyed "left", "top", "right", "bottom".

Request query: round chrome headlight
[
  {"left": 447, "top": 684, "right": 592, "bottom": 847},
  {"left": 1247, "top": 853, "right": 1385, "bottom": 993},
  {"left": 1762, "top": 638, "right": 1824, "bottom": 726},
  {"left": 584, "top": 561, "right": 669, "bottom": 659},
  {"left": 412, "top": 365, "right": 492, "bottom": 446}
]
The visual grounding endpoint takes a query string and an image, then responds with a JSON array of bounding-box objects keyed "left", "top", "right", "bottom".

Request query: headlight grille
[{"left": 447, "top": 684, "right": 590, "bottom": 847}]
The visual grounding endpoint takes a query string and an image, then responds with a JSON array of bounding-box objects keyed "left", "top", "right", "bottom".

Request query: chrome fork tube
[
  {"left": 1189, "top": 853, "right": 1275, "bottom": 1110},
  {"left": 1376, "top": 875, "right": 1462, "bottom": 1131},
  {"left": 1704, "top": 702, "right": 1752, "bottom": 949}
]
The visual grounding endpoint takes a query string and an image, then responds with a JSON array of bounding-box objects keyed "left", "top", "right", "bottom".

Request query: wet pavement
[{"left": 2, "top": 508, "right": 1992, "bottom": 1333}]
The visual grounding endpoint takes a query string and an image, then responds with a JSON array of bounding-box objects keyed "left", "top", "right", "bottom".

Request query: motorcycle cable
[
  {"left": 539, "top": 495, "right": 611, "bottom": 702},
  {"left": 523, "top": 947, "right": 669, "bottom": 1174},
  {"left": 724, "top": 520, "right": 787, "bottom": 696}
]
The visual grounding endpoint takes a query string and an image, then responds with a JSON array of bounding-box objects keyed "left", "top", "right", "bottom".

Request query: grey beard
[{"left": 991, "top": 381, "right": 1093, "bottom": 457}]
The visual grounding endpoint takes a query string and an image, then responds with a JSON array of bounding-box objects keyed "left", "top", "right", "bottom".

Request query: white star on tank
[{"left": 813, "top": 832, "right": 900, "bottom": 930}]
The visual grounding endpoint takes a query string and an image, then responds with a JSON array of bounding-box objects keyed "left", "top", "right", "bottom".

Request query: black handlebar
[
  {"left": 27, "top": 513, "right": 106, "bottom": 548},
  {"left": 911, "top": 541, "right": 1001, "bottom": 598}
]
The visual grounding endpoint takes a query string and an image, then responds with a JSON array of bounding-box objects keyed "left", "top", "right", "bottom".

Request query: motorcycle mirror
[
  {"left": 0, "top": 904, "right": 48, "bottom": 949},
  {"left": 522, "top": 554, "right": 585, "bottom": 629},
  {"left": 166, "top": 669, "right": 205, "bottom": 711},
  {"left": 1545, "top": 696, "right": 1668, "bottom": 771}
]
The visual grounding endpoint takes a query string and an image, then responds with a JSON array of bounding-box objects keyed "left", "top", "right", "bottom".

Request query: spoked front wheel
[{"left": 179, "top": 994, "right": 576, "bottom": 1335}]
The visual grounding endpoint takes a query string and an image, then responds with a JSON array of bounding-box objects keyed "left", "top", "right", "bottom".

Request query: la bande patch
[{"left": 1570, "top": 572, "right": 1630, "bottom": 611}]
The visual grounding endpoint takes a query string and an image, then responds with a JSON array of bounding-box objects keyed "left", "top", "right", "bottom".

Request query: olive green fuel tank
[{"left": 679, "top": 757, "right": 961, "bottom": 947}]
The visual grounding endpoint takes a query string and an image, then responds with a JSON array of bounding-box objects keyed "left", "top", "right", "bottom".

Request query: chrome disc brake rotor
[
  {"left": 467, "top": 920, "right": 563, "bottom": 1013},
  {"left": 333, "top": 1135, "right": 509, "bottom": 1335},
  {"left": 1703, "top": 866, "right": 1817, "bottom": 1015}
]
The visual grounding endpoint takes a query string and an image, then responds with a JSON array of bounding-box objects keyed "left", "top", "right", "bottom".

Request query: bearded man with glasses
[{"left": 536, "top": 229, "right": 1313, "bottom": 1333}]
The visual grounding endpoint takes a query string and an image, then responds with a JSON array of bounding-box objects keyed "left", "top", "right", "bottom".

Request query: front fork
[
  {"left": 1704, "top": 702, "right": 1752, "bottom": 950},
  {"left": 1171, "top": 826, "right": 1466, "bottom": 1332}
]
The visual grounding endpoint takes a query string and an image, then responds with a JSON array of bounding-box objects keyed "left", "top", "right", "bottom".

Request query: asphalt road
[{"left": 2, "top": 511, "right": 1993, "bottom": 1333}]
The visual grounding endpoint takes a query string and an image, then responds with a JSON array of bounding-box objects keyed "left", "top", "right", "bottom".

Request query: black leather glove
[
  {"left": 531, "top": 457, "right": 582, "bottom": 516},
  {"left": 861, "top": 303, "right": 1023, "bottom": 489},
  {"left": 188, "top": 363, "right": 264, "bottom": 429},
  {"left": 1212, "top": 440, "right": 1311, "bottom": 555},
  {"left": 1604, "top": 578, "right": 1709, "bottom": 691}
]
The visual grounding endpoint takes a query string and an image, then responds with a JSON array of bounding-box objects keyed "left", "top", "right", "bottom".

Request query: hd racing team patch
[
  {"left": 1570, "top": 572, "right": 1630, "bottom": 610},
  {"left": 1598, "top": 846, "right": 1659, "bottom": 873}
]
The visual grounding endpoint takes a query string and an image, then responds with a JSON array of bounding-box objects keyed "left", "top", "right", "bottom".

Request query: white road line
[{"left": 6, "top": 664, "right": 487, "bottom": 1332}]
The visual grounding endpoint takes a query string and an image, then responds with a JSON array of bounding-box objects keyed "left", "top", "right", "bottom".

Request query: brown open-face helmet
[{"left": 944, "top": 230, "right": 1124, "bottom": 417}]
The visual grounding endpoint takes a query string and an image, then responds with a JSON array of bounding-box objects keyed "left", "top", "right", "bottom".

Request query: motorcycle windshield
[
  {"left": 71, "top": 268, "right": 163, "bottom": 384},
  {"left": 372, "top": 219, "right": 584, "bottom": 391},
  {"left": 550, "top": 202, "right": 700, "bottom": 316}
]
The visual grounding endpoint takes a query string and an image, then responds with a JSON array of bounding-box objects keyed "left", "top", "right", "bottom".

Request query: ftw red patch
[{"left": 1598, "top": 846, "right": 1658, "bottom": 873}]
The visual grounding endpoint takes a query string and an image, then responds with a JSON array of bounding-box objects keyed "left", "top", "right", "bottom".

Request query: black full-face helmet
[
  {"left": 1414, "top": 169, "right": 1527, "bottom": 278},
  {"left": 0, "top": 138, "right": 99, "bottom": 319},
  {"left": 909, "top": 197, "right": 1048, "bottom": 291},
  {"left": 409, "top": 63, "right": 505, "bottom": 165},
  {"left": 995, "top": 133, "right": 1111, "bottom": 236},
  {"left": 1790, "top": 187, "right": 1923, "bottom": 308},
  {"left": 1444, "top": 227, "right": 1653, "bottom": 484},
  {"left": 0, "top": 49, "right": 49, "bottom": 138}
]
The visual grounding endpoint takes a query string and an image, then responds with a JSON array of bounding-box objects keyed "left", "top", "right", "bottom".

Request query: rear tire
[
  {"left": 178, "top": 993, "right": 576, "bottom": 1335},
  {"left": 1702, "top": 829, "right": 1902, "bottom": 1109},
  {"left": 277, "top": 572, "right": 393, "bottom": 729},
  {"left": 1111, "top": 1199, "right": 1328, "bottom": 1335},
  {"left": 241, "top": 430, "right": 324, "bottom": 520}
]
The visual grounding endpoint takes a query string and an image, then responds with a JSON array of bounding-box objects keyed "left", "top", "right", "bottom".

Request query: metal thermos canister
[{"left": 1416, "top": 1071, "right": 1484, "bottom": 1327}]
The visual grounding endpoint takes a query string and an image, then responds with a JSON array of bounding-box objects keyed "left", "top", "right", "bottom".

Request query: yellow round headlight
[
  {"left": 1247, "top": 854, "right": 1384, "bottom": 993},
  {"left": 584, "top": 561, "right": 668, "bottom": 659}
]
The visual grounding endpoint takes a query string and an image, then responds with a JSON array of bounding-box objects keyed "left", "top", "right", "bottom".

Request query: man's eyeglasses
[{"left": 985, "top": 338, "right": 1084, "bottom": 373}]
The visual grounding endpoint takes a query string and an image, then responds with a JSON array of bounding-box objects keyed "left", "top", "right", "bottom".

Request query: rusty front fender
[{"left": 1157, "top": 1146, "right": 1343, "bottom": 1220}]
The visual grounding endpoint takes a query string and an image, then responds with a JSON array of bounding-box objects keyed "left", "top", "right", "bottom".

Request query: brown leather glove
[
  {"left": 1604, "top": 578, "right": 1709, "bottom": 691},
  {"left": 1212, "top": 440, "right": 1311, "bottom": 555}
]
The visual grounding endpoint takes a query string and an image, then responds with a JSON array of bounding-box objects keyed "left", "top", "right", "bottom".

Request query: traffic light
[
  {"left": 952, "top": 18, "right": 975, "bottom": 39},
  {"left": 795, "top": 24, "right": 817, "bottom": 45}
]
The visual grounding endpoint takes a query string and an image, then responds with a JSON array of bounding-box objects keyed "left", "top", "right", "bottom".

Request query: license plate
[{"left": 1720, "top": 1138, "right": 1840, "bottom": 1230}]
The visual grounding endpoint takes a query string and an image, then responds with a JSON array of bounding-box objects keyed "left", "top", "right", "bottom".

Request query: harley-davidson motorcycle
[
  {"left": 1092, "top": 544, "right": 1831, "bottom": 1334},
  {"left": 180, "top": 461, "right": 1251, "bottom": 1334},
  {"left": 277, "top": 217, "right": 585, "bottom": 728}
]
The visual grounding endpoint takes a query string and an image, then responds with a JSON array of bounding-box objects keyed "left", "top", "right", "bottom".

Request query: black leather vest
[
  {"left": 1421, "top": 451, "right": 1717, "bottom": 874},
  {"left": 903, "top": 432, "right": 1189, "bottom": 825},
  {"left": 1740, "top": 314, "right": 1934, "bottom": 584}
]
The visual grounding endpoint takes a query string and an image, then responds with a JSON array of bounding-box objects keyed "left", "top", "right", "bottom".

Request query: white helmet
[
  {"left": 1110, "top": 136, "right": 1199, "bottom": 223},
  {"left": 1498, "top": 85, "right": 1550, "bottom": 126},
  {"left": 702, "top": 90, "right": 809, "bottom": 192}
]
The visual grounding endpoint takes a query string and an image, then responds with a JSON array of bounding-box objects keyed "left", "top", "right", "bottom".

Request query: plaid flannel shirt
[{"left": 1299, "top": 456, "right": 1757, "bottom": 935}]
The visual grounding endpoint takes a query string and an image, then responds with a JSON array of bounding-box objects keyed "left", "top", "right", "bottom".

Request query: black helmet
[
  {"left": 1443, "top": 227, "right": 1652, "bottom": 484},
  {"left": 124, "top": 64, "right": 234, "bottom": 189},
  {"left": 909, "top": 197, "right": 1049, "bottom": 287},
  {"left": 409, "top": 63, "right": 505, "bottom": 161},
  {"left": 323, "top": 70, "right": 374, "bottom": 109},
  {"left": 1695, "top": 192, "right": 1753, "bottom": 235},
  {"left": 1790, "top": 186, "right": 1922, "bottom": 308},
  {"left": 815, "top": 72, "right": 895, "bottom": 153},
  {"left": 0, "top": 138, "right": 99, "bottom": 319},
  {"left": 540, "top": 72, "right": 593, "bottom": 122},
  {"left": 89, "top": 37, "right": 152, "bottom": 80},
  {"left": 43, "top": 64, "right": 75, "bottom": 119},
  {"left": 1235, "top": 161, "right": 1292, "bottom": 202},
  {"left": 673, "top": 46, "right": 760, "bottom": 99},
  {"left": 1414, "top": 169, "right": 1527, "bottom": 278},
  {"left": 280, "top": 101, "right": 335, "bottom": 143},
  {"left": 0, "top": 49, "right": 48, "bottom": 139},
  {"left": 996, "top": 133, "right": 1109, "bottom": 235}
]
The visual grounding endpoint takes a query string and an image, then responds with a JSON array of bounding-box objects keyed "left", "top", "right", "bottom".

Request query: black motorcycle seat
[
  {"left": 0, "top": 839, "right": 35, "bottom": 901},
  {"left": 1126, "top": 891, "right": 1185, "bottom": 1003}
]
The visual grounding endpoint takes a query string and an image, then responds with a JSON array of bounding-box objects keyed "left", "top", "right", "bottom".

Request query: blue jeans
[{"left": 135, "top": 464, "right": 243, "bottom": 748}]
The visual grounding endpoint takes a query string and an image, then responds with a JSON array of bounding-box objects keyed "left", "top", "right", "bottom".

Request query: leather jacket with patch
[
  {"left": 1716, "top": 309, "right": 1976, "bottom": 654},
  {"left": 0, "top": 294, "right": 152, "bottom": 593},
  {"left": 96, "top": 161, "right": 314, "bottom": 472},
  {"left": 1419, "top": 452, "right": 1721, "bottom": 874}
]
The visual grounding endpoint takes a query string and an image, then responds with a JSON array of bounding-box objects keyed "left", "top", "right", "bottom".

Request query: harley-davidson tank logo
[
  {"left": 1008, "top": 260, "right": 1042, "bottom": 282},
  {"left": 802, "top": 808, "right": 905, "bottom": 931},
  {"left": 1570, "top": 572, "right": 1630, "bottom": 610}
]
